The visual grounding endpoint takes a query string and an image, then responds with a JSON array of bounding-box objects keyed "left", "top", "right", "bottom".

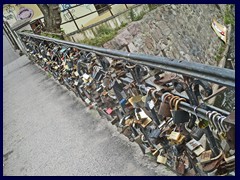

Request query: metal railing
[
  {"left": 18, "top": 31, "right": 235, "bottom": 176},
  {"left": 18, "top": 32, "right": 235, "bottom": 88}
]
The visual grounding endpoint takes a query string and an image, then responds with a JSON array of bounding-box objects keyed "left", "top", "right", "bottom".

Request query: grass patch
[
  {"left": 79, "top": 5, "right": 160, "bottom": 47},
  {"left": 214, "top": 4, "right": 234, "bottom": 62},
  {"left": 47, "top": 72, "right": 52, "bottom": 78},
  {"left": 215, "top": 42, "right": 226, "bottom": 62},
  {"left": 148, "top": 4, "right": 159, "bottom": 11},
  {"left": 129, "top": 9, "right": 146, "bottom": 21},
  {"left": 224, "top": 4, "right": 235, "bottom": 26},
  {"left": 79, "top": 23, "right": 127, "bottom": 47},
  {"left": 41, "top": 32, "right": 64, "bottom": 40}
]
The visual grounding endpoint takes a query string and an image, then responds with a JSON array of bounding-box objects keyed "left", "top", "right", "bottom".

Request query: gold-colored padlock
[
  {"left": 168, "top": 131, "right": 181, "bottom": 141},
  {"left": 176, "top": 134, "right": 185, "bottom": 144},
  {"left": 157, "top": 155, "right": 167, "bottom": 164},
  {"left": 74, "top": 71, "right": 79, "bottom": 77},
  {"left": 152, "top": 143, "right": 163, "bottom": 157},
  {"left": 140, "top": 118, "right": 152, "bottom": 128},
  {"left": 193, "top": 146, "right": 205, "bottom": 156},
  {"left": 128, "top": 95, "right": 142, "bottom": 106}
]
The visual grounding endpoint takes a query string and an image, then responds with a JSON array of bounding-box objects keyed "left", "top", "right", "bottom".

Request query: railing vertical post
[
  {"left": 3, "top": 22, "right": 18, "bottom": 50},
  {"left": 67, "top": 9, "right": 80, "bottom": 31},
  {"left": 108, "top": 5, "right": 114, "bottom": 16}
]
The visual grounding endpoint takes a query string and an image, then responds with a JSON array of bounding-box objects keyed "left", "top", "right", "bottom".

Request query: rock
[
  {"left": 159, "top": 43, "right": 167, "bottom": 50},
  {"left": 155, "top": 14, "right": 161, "bottom": 21},
  {"left": 145, "top": 35, "right": 156, "bottom": 50},
  {"left": 151, "top": 28, "right": 163, "bottom": 42},
  {"left": 115, "top": 29, "right": 133, "bottom": 47},
  {"left": 184, "top": 54, "right": 192, "bottom": 61},
  {"left": 110, "top": 40, "right": 121, "bottom": 50},
  {"left": 159, "top": 22, "right": 171, "bottom": 36},
  {"left": 166, "top": 51, "right": 174, "bottom": 59},
  {"left": 171, "top": 4, "right": 177, "bottom": 10},
  {"left": 127, "top": 22, "right": 141, "bottom": 37},
  {"left": 103, "top": 42, "right": 113, "bottom": 49},
  {"left": 172, "top": 10, "right": 177, "bottom": 16},
  {"left": 133, "top": 34, "right": 144, "bottom": 48},
  {"left": 128, "top": 42, "right": 138, "bottom": 53},
  {"left": 179, "top": 51, "right": 185, "bottom": 56},
  {"left": 140, "top": 23, "right": 150, "bottom": 33}
]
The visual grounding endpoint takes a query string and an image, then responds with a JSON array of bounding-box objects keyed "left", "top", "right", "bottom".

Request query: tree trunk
[{"left": 37, "top": 4, "right": 62, "bottom": 33}]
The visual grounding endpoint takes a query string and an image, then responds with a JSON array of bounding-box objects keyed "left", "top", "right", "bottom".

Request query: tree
[{"left": 37, "top": 4, "right": 62, "bottom": 33}]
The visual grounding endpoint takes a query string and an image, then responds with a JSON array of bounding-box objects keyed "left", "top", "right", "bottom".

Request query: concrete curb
[{"left": 3, "top": 55, "right": 30, "bottom": 77}]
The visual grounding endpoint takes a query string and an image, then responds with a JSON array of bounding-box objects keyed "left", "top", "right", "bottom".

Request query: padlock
[
  {"left": 134, "top": 108, "right": 152, "bottom": 128},
  {"left": 168, "top": 131, "right": 181, "bottom": 141},
  {"left": 140, "top": 118, "right": 152, "bottom": 128},
  {"left": 184, "top": 168, "right": 196, "bottom": 176},
  {"left": 158, "top": 94, "right": 172, "bottom": 117},
  {"left": 157, "top": 150, "right": 167, "bottom": 164},
  {"left": 193, "top": 146, "right": 205, "bottom": 156},
  {"left": 200, "top": 150, "right": 212, "bottom": 164},
  {"left": 190, "top": 127, "right": 205, "bottom": 141},
  {"left": 111, "top": 116, "right": 119, "bottom": 125},
  {"left": 106, "top": 108, "right": 113, "bottom": 115},
  {"left": 224, "top": 155, "right": 235, "bottom": 164},
  {"left": 84, "top": 98, "right": 91, "bottom": 105},
  {"left": 176, "top": 134, "right": 185, "bottom": 144},
  {"left": 128, "top": 95, "right": 142, "bottom": 107},
  {"left": 186, "top": 139, "right": 201, "bottom": 151},
  {"left": 171, "top": 98, "right": 189, "bottom": 125},
  {"left": 74, "top": 71, "right": 79, "bottom": 77},
  {"left": 202, "top": 150, "right": 223, "bottom": 172},
  {"left": 176, "top": 158, "right": 185, "bottom": 175},
  {"left": 152, "top": 144, "right": 162, "bottom": 157},
  {"left": 154, "top": 72, "right": 177, "bottom": 85}
]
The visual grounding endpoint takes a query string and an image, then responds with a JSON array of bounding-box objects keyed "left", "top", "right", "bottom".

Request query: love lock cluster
[{"left": 21, "top": 36, "right": 235, "bottom": 176}]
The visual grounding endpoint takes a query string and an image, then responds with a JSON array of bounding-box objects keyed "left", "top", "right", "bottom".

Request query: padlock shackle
[
  {"left": 169, "top": 96, "right": 179, "bottom": 110},
  {"left": 175, "top": 98, "right": 186, "bottom": 111},
  {"left": 163, "top": 94, "right": 173, "bottom": 104}
]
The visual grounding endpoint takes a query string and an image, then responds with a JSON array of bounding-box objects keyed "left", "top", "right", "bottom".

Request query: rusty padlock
[
  {"left": 202, "top": 150, "right": 223, "bottom": 173},
  {"left": 158, "top": 93, "right": 172, "bottom": 117},
  {"left": 176, "top": 158, "right": 185, "bottom": 175},
  {"left": 171, "top": 98, "right": 190, "bottom": 125}
]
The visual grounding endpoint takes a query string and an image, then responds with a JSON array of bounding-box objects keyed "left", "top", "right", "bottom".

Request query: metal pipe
[{"left": 18, "top": 32, "right": 235, "bottom": 88}]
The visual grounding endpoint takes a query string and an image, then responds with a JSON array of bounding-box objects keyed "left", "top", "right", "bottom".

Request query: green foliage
[
  {"left": 215, "top": 42, "right": 226, "bottom": 62},
  {"left": 224, "top": 4, "right": 235, "bottom": 26},
  {"left": 79, "top": 26, "right": 116, "bottom": 47},
  {"left": 41, "top": 32, "right": 63, "bottom": 40},
  {"left": 129, "top": 9, "right": 145, "bottom": 21},
  {"left": 148, "top": 4, "right": 159, "bottom": 11},
  {"left": 78, "top": 5, "right": 159, "bottom": 47},
  {"left": 47, "top": 72, "right": 52, "bottom": 78},
  {"left": 79, "top": 24, "right": 126, "bottom": 47}
]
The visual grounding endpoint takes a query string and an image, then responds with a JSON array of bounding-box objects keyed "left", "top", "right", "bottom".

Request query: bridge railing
[{"left": 18, "top": 31, "right": 235, "bottom": 176}]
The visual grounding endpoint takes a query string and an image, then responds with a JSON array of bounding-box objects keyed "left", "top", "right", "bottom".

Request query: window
[{"left": 94, "top": 4, "right": 109, "bottom": 15}]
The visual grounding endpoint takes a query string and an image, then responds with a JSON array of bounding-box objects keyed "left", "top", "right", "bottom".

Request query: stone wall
[{"left": 103, "top": 4, "right": 225, "bottom": 66}]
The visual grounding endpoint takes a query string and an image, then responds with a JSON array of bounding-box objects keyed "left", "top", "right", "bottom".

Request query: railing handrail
[{"left": 18, "top": 32, "right": 235, "bottom": 88}]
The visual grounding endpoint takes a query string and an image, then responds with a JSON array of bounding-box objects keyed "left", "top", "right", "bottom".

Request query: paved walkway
[{"left": 3, "top": 55, "right": 175, "bottom": 176}]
